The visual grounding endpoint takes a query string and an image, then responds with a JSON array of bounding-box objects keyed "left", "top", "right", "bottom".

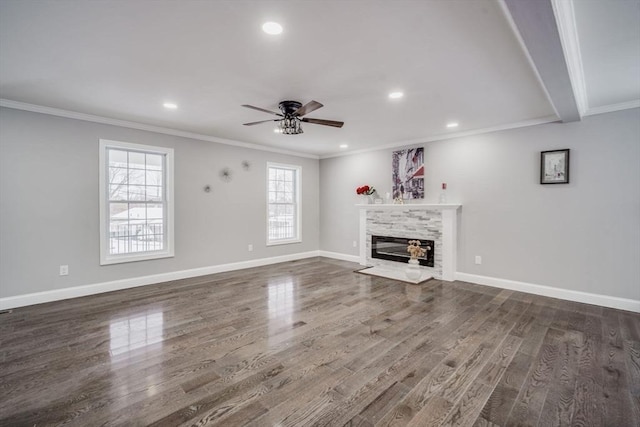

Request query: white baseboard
[
  {"left": 455, "top": 272, "right": 640, "bottom": 313},
  {"left": 0, "top": 251, "right": 321, "bottom": 310},
  {"left": 317, "top": 250, "right": 361, "bottom": 264},
  {"left": 4, "top": 253, "right": 637, "bottom": 313}
]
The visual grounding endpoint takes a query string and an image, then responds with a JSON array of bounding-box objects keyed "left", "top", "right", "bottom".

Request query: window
[
  {"left": 99, "top": 139, "right": 174, "bottom": 265},
  {"left": 267, "top": 163, "right": 301, "bottom": 245}
]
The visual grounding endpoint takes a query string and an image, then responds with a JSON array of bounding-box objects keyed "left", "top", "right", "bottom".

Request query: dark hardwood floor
[{"left": 1, "top": 257, "right": 638, "bottom": 426}]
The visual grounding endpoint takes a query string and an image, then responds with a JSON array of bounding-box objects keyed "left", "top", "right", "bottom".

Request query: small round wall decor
[{"left": 219, "top": 167, "right": 233, "bottom": 182}]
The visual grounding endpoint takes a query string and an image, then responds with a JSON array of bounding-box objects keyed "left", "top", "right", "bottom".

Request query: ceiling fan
[{"left": 242, "top": 100, "right": 344, "bottom": 135}]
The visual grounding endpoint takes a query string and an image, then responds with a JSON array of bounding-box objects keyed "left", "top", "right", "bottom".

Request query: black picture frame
[{"left": 540, "top": 149, "right": 570, "bottom": 184}]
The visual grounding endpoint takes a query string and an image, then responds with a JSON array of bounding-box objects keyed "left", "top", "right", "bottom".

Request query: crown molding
[
  {"left": 0, "top": 99, "right": 319, "bottom": 160},
  {"left": 551, "top": 0, "right": 588, "bottom": 116},
  {"left": 583, "top": 99, "right": 640, "bottom": 117},
  {"left": 319, "top": 115, "right": 559, "bottom": 159}
]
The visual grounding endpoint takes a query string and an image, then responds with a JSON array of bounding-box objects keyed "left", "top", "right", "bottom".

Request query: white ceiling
[{"left": 1, "top": 0, "right": 638, "bottom": 158}]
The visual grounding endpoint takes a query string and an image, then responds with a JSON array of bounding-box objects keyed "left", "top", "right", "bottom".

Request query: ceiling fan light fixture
[{"left": 279, "top": 117, "right": 303, "bottom": 135}]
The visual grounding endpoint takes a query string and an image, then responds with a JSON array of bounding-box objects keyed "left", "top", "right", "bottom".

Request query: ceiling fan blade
[
  {"left": 243, "top": 119, "right": 280, "bottom": 126},
  {"left": 293, "top": 100, "right": 323, "bottom": 117},
  {"left": 301, "top": 117, "right": 344, "bottom": 128},
  {"left": 241, "top": 104, "right": 283, "bottom": 116}
]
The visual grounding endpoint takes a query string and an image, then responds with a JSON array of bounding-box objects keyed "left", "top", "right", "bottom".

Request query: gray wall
[
  {"left": 320, "top": 109, "right": 640, "bottom": 301},
  {"left": 0, "top": 108, "right": 320, "bottom": 298}
]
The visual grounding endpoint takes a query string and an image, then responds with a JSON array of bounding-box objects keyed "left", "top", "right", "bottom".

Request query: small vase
[
  {"left": 406, "top": 258, "right": 422, "bottom": 281},
  {"left": 368, "top": 190, "right": 379, "bottom": 204}
]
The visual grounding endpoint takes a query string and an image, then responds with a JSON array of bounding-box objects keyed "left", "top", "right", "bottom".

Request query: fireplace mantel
[
  {"left": 357, "top": 204, "right": 461, "bottom": 281},
  {"left": 356, "top": 203, "right": 461, "bottom": 210}
]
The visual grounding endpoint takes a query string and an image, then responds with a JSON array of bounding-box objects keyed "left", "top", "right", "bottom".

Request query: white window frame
[
  {"left": 266, "top": 162, "right": 302, "bottom": 246},
  {"left": 99, "top": 139, "right": 174, "bottom": 265}
]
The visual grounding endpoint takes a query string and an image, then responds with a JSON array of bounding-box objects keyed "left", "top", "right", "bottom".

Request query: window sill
[
  {"left": 266, "top": 239, "right": 302, "bottom": 247},
  {"left": 100, "top": 250, "right": 174, "bottom": 265}
]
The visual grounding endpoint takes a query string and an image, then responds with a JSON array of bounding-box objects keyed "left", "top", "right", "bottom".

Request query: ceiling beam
[{"left": 503, "top": 0, "right": 581, "bottom": 122}]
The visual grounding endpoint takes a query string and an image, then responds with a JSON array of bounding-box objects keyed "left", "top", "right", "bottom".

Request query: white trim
[
  {"left": 441, "top": 209, "right": 457, "bottom": 281},
  {"left": 1, "top": 99, "right": 560, "bottom": 162},
  {"left": 359, "top": 208, "right": 367, "bottom": 266},
  {"left": 0, "top": 251, "right": 320, "bottom": 310},
  {"left": 455, "top": 272, "right": 640, "bottom": 313},
  {"left": 355, "top": 203, "right": 461, "bottom": 210},
  {"left": 551, "top": 0, "right": 588, "bottom": 116},
  {"left": 318, "top": 250, "right": 361, "bottom": 264},
  {"left": 584, "top": 100, "right": 640, "bottom": 117},
  {"left": 319, "top": 115, "right": 559, "bottom": 159},
  {"left": 0, "top": 99, "right": 318, "bottom": 160},
  {"left": 99, "top": 139, "right": 175, "bottom": 265}
]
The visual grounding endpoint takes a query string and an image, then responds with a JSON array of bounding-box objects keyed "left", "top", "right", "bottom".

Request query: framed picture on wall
[
  {"left": 540, "top": 149, "right": 570, "bottom": 184},
  {"left": 392, "top": 147, "right": 424, "bottom": 199}
]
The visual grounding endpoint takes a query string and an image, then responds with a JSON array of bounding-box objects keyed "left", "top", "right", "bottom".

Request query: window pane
[
  {"left": 146, "top": 186, "right": 162, "bottom": 201},
  {"left": 108, "top": 149, "right": 128, "bottom": 167},
  {"left": 146, "top": 154, "right": 163, "bottom": 170},
  {"left": 109, "top": 202, "right": 129, "bottom": 219},
  {"left": 109, "top": 184, "right": 127, "bottom": 201},
  {"left": 128, "top": 185, "right": 146, "bottom": 201},
  {"left": 129, "top": 152, "right": 146, "bottom": 169},
  {"left": 128, "top": 169, "right": 145, "bottom": 186},
  {"left": 128, "top": 203, "right": 147, "bottom": 220},
  {"left": 146, "top": 170, "right": 162, "bottom": 186},
  {"left": 109, "top": 203, "right": 129, "bottom": 255},
  {"left": 109, "top": 166, "right": 128, "bottom": 185},
  {"left": 147, "top": 204, "right": 163, "bottom": 219}
]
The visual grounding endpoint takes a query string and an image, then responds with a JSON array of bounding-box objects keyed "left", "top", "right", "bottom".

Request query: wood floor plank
[
  {"left": 0, "top": 257, "right": 638, "bottom": 426},
  {"left": 537, "top": 330, "right": 582, "bottom": 426},
  {"left": 504, "top": 327, "right": 565, "bottom": 426}
]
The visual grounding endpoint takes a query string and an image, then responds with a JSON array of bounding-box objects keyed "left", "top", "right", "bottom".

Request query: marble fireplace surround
[{"left": 357, "top": 204, "right": 461, "bottom": 281}]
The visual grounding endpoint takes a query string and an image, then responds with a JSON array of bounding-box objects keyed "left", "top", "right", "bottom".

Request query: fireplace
[
  {"left": 371, "top": 235, "right": 434, "bottom": 267},
  {"left": 359, "top": 204, "right": 460, "bottom": 281}
]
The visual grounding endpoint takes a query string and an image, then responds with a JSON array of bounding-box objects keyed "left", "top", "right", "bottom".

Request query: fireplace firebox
[{"left": 371, "top": 235, "right": 434, "bottom": 267}]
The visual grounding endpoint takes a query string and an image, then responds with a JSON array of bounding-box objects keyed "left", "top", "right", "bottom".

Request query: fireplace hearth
[{"left": 371, "top": 235, "right": 434, "bottom": 267}]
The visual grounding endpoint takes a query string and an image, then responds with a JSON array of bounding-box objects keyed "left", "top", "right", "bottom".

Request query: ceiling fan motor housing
[{"left": 278, "top": 101, "right": 303, "bottom": 115}]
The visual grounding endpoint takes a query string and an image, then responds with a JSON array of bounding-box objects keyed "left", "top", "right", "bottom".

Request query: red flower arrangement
[{"left": 356, "top": 185, "right": 376, "bottom": 195}]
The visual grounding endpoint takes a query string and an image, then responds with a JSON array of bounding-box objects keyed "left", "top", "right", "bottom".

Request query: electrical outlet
[
  {"left": 59, "top": 265, "right": 69, "bottom": 276},
  {"left": 475, "top": 256, "right": 482, "bottom": 265},
  {"left": 353, "top": 240, "right": 357, "bottom": 248},
  {"left": 248, "top": 244, "right": 253, "bottom": 252}
]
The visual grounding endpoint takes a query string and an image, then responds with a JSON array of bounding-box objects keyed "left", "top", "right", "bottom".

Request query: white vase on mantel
[{"left": 405, "top": 259, "right": 422, "bottom": 282}]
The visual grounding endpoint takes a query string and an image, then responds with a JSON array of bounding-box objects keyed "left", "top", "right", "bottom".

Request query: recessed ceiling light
[
  {"left": 388, "top": 91, "right": 404, "bottom": 99},
  {"left": 446, "top": 122, "right": 459, "bottom": 128},
  {"left": 163, "top": 102, "right": 177, "bottom": 109},
  {"left": 339, "top": 144, "right": 348, "bottom": 149},
  {"left": 273, "top": 128, "right": 282, "bottom": 133},
  {"left": 262, "top": 22, "right": 283, "bottom": 35}
]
